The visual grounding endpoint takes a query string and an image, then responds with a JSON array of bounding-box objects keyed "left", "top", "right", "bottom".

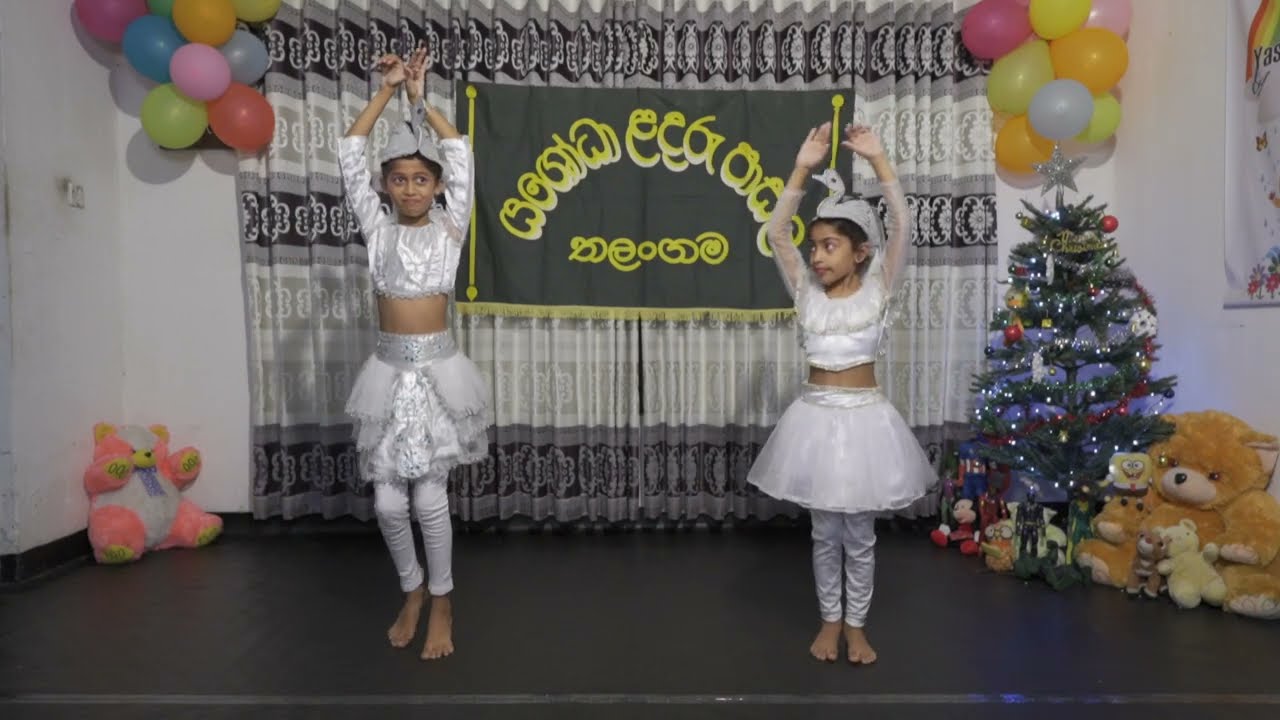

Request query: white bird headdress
[
  {"left": 378, "top": 101, "right": 449, "bottom": 180},
  {"left": 810, "top": 167, "right": 885, "bottom": 251}
]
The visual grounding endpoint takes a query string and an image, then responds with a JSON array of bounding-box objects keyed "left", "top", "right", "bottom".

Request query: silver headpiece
[
  {"left": 811, "top": 167, "right": 884, "bottom": 250},
  {"left": 378, "top": 101, "right": 448, "bottom": 180}
]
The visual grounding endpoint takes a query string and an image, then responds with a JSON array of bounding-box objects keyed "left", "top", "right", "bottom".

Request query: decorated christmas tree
[{"left": 970, "top": 148, "right": 1178, "bottom": 496}]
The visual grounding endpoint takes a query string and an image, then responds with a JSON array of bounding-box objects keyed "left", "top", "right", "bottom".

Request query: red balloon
[{"left": 208, "top": 83, "right": 275, "bottom": 152}]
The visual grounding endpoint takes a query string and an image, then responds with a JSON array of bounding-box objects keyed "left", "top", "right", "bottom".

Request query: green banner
[{"left": 456, "top": 83, "right": 855, "bottom": 319}]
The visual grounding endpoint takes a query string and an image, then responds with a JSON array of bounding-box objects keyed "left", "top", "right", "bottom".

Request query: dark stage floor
[{"left": 2, "top": 524, "right": 1279, "bottom": 719}]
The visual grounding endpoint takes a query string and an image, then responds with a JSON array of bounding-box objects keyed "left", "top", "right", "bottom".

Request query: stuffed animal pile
[{"left": 1076, "top": 411, "right": 1280, "bottom": 619}]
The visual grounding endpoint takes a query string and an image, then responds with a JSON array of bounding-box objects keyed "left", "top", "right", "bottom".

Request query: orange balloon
[
  {"left": 995, "top": 115, "right": 1054, "bottom": 173},
  {"left": 173, "top": 0, "right": 236, "bottom": 46},
  {"left": 1050, "top": 28, "right": 1129, "bottom": 94},
  {"left": 209, "top": 83, "right": 275, "bottom": 152}
]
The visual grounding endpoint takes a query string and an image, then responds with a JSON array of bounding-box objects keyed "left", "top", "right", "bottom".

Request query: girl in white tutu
[
  {"left": 338, "top": 47, "right": 490, "bottom": 661},
  {"left": 748, "top": 123, "right": 936, "bottom": 665}
]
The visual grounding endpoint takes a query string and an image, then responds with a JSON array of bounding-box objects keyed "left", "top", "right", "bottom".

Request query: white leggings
[
  {"left": 810, "top": 510, "right": 877, "bottom": 627},
  {"left": 374, "top": 473, "right": 454, "bottom": 596}
]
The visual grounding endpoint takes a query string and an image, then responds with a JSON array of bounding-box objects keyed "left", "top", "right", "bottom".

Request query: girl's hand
[
  {"left": 376, "top": 54, "right": 407, "bottom": 89},
  {"left": 405, "top": 46, "right": 429, "bottom": 104},
  {"left": 842, "top": 124, "right": 885, "bottom": 159},
  {"left": 794, "top": 122, "right": 832, "bottom": 171}
]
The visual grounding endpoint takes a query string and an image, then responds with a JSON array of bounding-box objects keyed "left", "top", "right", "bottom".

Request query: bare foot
[
  {"left": 809, "top": 621, "right": 842, "bottom": 662},
  {"left": 388, "top": 588, "right": 425, "bottom": 648},
  {"left": 845, "top": 625, "right": 877, "bottom": 665},
  {"left": 421, "top": 594, "right": 454, "bottom": 660}
]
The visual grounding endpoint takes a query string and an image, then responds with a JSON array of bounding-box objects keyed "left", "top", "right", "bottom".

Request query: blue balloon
[
  {"left": 219, "top": 30, "right": 269, "bottom": 86},
  {"left": 122, "top": 15, "right": 185, "bottom": 84}
]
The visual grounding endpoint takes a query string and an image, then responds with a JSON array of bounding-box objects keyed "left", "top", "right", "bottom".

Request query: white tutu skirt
[
  {"left": 345, "top": 331, "right": 491, "bottom": 486},
  {"left": 748, "top": 384, "right": 937, "bottom": 514}
]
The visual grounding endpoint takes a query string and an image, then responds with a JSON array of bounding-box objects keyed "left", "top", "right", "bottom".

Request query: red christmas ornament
[
  {"left": 1134, "top": 381, "right": 1150, "bottom": 396},
  {"left": 1003, "top": 323, "right": 1024, "bottom": 345},
  {"left": 1102, "top": 215, "right": 1119, "bottom": 232}
]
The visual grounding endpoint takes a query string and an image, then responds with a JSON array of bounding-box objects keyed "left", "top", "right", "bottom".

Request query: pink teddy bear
[{"left": 84, "top": 422, "right": 222, "bottom": 564}]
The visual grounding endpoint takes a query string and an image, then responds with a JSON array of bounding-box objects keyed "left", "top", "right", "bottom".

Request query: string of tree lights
[{"left": 970, "top": 149, "right": 1177, "bottom": 494}]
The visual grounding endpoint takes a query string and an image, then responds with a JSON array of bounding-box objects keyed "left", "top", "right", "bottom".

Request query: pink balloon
[
  {"left": 170, "top": 44, "right": 232, "bottom": 102},
  {"left": 962, "top": 0, "right": 1034, "bottom": 60},
  {"left": 74, "top": 0, "right": 149, "bottom": 43},
  {"left": 1084, "top": 0, "right": 1132, "bottom": 37}
]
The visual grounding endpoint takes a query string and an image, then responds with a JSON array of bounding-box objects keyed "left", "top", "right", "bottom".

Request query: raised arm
[
  {"left": 767, "top": 167, "right": 810, "bottom": 298},
  {"left": 404, "top": 47, "right": 472, "bottom": 241},
  {"left": 877, "top": 170, "right": 909, "bottom": 295},
  {"left": 843, "top": 125, "right": 909, "bottom": 294},
  {"left": 768, "top": 124, "right": 833, "bottom": 298},
  {"left": 339, "top": 55, "right": 405, "bottom": 239}
]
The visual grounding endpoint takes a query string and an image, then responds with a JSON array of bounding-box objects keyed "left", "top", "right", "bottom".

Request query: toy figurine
[
  {"left": 1015, "top": 484, "right": 1045, "bottom": 560},
  {"left": 978, "top": 464, "right": 1012, "bottom": 532},
  {"left": 1065, "top": 482, "right": 1098, "bottom": 563},
  {"left": 957, "top": 441, "right": 989, "bottom": 500}
]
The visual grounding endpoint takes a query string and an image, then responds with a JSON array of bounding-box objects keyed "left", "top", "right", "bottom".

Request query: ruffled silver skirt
[{"left": 345, "top": 331, "right": 491, "bottom": 485}]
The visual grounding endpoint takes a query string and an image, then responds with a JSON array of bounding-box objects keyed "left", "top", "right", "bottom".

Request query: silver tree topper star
[{"left": 1033, "top": 145, "right": 1086, "bottom": 206}]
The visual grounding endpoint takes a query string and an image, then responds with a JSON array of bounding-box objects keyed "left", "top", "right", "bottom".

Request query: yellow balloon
[
  {"left": 1029, "top": 0, "right": 1091, "bottom": 40},
  {"left": 987, "top": 40, "right": 1055, "bottom": 115},
  {"left": 1076, "top": 92, "right": 1122, "bottom": 143},
  {"left": 173, "top": 0, "right": 236, "bottom": 45},
  {"left": 232, "top": 0, "right": 281, "bottom": 22},
  {"left": 996, "top": 115, "right": 1054, "bottom": 174}
]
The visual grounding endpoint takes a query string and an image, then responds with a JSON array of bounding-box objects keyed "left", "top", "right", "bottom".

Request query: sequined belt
[
  {"left": 375, "top": 331, "right": 457, "bottom": 368},
  {"left": 800, "top": 383, "right": 885, "bottom": 409}
]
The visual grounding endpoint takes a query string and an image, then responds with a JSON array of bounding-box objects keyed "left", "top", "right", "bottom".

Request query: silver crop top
[
  {"left": 766, "top": 178, "right": 909, "bottom": 372},
  {"left": 337, "top": 133, "right": 474, "bottom": 299}
]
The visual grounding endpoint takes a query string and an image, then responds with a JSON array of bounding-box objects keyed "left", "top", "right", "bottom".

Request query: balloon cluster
[
  {"left": 74, "top": 0, "right": 278, "bottom": 152},
  {"left": 962, "top": 0, "right": 1131, "bottom": 173}
]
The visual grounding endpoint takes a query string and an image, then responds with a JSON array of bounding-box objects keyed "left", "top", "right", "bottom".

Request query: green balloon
[
  {"left": 147, "top": 0, "right": 176, "bottom": 18},
  {"left": 140, "top": 84, "right": 209, "bottom": 149}
]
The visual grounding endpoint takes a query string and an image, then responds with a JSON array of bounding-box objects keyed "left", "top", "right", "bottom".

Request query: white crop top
[
  {"left": 767, "top": 178, "right": 910, "bottom": 372},
  {"left": 337, "top": 133, "right": 475, "bottom": 299}
]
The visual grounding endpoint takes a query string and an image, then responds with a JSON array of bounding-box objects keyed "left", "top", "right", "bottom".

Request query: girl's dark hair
[
  {"left": 811, "top": 217, "right": 869, "bottom": 247},
  {"left": 380, "top": 152, "right": 443, "bottom": 181}
]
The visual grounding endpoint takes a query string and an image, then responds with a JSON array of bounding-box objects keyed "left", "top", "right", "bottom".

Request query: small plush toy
[
  {"left": 1126, "top": 527, "right": 1166, "bottom": 598},
  {"left": 931, "top": 497, "right": 980, "bottom": 555},
  {"left": 980, "top": 518, "right": 1015, "bottom": 572},
  {"left": 1158, "top": 519, "right": 1227, "bottom": 610},
  {"left": 84, "top": 423, "right": 222, "bottom": 564},
  {"left": 1101, "top": 452, "right": 1155, "bottom": 497}
]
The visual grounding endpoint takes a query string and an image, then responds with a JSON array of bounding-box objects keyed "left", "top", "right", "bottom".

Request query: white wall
[
  {"left": 1, "top": 2, "right": 126, "bottom": 552},
  {"left": 0, "top": 9, "right": 13, "bottom": 556},
  {"left": 110, "top": 71, "right": 249, "bottom": 516},
  {"left": 1113, "top": 0, "right": 1280, "bottom": 435},
  {"left": 0, "top": 4, "right": 248, "bottom": 554}
]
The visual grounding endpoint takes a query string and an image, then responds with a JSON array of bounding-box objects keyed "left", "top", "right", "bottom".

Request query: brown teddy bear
[
  {"left": 1152, "top": 412, "right": 1280, "bottom": 618},
  {"left": 1077, "top": 491, "right": 1163, "bottom": 587},
  {"left": 1126, "top": 527, "right": 1166, "bottom": 597}
]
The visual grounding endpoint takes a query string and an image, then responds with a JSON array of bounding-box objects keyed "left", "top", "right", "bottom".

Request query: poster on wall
[{"left": 1227, "top": 0, "right": 1280, "bottom": 307}]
